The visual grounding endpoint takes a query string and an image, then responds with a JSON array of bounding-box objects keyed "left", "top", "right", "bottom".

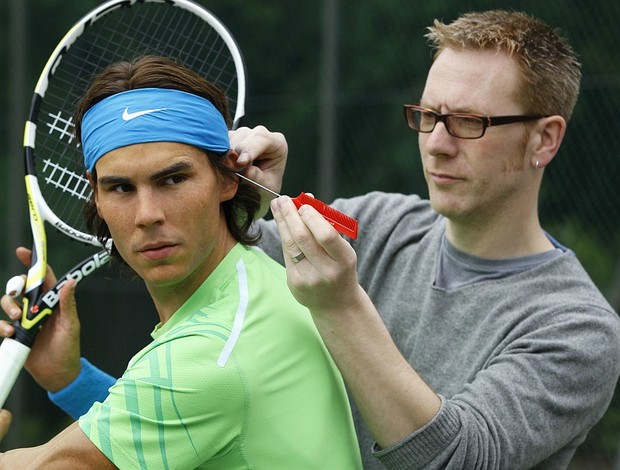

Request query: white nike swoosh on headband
[{"left": 122, "top": 107, "right": 167, "bottom": 121}]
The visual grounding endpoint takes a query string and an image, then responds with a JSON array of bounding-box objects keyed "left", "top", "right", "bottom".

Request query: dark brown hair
[{"left": 76, "top": 55, "right": 260, "bottom": 261}]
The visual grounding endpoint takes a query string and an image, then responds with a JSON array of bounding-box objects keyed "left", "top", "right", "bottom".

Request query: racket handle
[
  {"left": 0, "top": 338, "right": 31, "bottom": 408},
  {"left": 291, "top": 193, "right": 359, "bottom": 239}
]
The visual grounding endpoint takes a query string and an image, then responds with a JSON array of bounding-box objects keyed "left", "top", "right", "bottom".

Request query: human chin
[
  {"left": 135, "top": 262, "right": 188, "bottom": 287},
  {"left": 428, "top": 187, "right": 468, "bottom": 218}
]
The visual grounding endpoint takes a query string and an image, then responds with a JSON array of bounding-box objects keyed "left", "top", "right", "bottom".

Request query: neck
[
  {"left": 445, "top": 207, "right": 553, "bottom": 260},
  {"left": 148, "top": 232, "right": 237, "bottom": 325}
]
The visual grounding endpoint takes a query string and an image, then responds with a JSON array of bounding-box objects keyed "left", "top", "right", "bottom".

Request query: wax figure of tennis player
[
  {"left": 3, "top": 9, "right": 620, "bottom": 470},
  {"left": 0, "top": 56, "right": 361, "bottom": 468}
]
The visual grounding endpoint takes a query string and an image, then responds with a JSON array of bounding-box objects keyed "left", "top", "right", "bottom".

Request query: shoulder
[
  {"left": 331, "top": 191, "right": 435, "bottom": 220},
  {"left": 497, "top": 253, "right": 620, "bottom": 368},
  {"left": 331, "top": 192, "right": 441, "bottom": 246}
]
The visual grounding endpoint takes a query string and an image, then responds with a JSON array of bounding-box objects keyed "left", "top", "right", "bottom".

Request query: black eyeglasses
[{"left": 403, "top": 104, "right": 547, "bottom": 139}]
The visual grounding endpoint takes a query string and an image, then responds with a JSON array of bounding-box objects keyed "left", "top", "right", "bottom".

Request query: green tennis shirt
[{"left": 79, "top": 244, "right": 361, "bottom": 469}]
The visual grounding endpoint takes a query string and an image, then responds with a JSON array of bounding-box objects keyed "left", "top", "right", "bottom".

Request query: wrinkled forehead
[{"left": 422, "top": 48, "right": 522, "bottom": 113}]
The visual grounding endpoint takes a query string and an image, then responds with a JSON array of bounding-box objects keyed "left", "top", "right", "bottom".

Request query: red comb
[
  {"left": 291, "top": 193, "right": 358, "bottom": 239},
  {"left": 236, "top": 173, "right": 359, "bottom": 239}
]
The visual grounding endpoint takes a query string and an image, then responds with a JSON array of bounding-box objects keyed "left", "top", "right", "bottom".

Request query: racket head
[{"left": 25, "top": 0, "right": 247, "bottom": 244}]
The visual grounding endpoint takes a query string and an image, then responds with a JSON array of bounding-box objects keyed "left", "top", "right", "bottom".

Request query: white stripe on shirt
[{"left": 217, "top": 259, "right": 249, "bottom": 367}]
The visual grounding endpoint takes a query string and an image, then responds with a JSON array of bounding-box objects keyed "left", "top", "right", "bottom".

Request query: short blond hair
[{"left": 425, "top": 10, "right": 581, "bottom": 121}]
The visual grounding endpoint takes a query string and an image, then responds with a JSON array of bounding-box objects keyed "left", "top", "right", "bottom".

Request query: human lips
[
  {"left": 428, "top": 171, "right": 463, "bottom": 185},
  {"left": 137, "top": 241, "right": 178, "bottom": 261}
]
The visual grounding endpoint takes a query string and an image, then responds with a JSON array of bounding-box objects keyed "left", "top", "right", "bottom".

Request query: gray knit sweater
[{"left": 258, "top": 191, "right": 620, "bottom": 469}]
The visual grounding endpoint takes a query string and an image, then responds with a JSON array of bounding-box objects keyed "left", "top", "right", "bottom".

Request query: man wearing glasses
[{"left": 252, "top": 9, "right": 620, "bottom": 469}]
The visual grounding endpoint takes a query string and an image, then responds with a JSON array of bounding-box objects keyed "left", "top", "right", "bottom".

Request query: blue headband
[{"left": 81, "top": 88, "right": 230, "bottom": 171}]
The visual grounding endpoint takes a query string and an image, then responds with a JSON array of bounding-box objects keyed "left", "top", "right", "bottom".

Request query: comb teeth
[{"left": 291, "top": 193, "right": 358, "bottom": 239}]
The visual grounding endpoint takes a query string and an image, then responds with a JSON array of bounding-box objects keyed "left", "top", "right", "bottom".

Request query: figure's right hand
[{"left": 0, "top": 247, "right": 82, "bottom": 393}]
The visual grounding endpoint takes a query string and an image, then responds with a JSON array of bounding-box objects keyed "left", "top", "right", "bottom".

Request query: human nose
[
  {"left": 420, "top": 120, "right": 458, "bottom": 157},
  {"left": 134, "top": 189, "right": 165, "bottom": 227}
]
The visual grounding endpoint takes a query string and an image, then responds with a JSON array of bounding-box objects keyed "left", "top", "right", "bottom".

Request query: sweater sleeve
[{"left": 373, "top": 298, "right": 620, "bottom": 469}]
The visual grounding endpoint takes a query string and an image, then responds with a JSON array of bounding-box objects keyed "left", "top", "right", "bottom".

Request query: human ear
[
  {"left": 529, "top": 116, "right": 566, "bottom": 169},
  {"left": 219, "top": 150, "right": 240, "bottom": 201}
]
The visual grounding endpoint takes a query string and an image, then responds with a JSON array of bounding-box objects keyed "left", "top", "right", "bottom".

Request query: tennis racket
[{"left": 0, "top": 0, "right": 247, "bottom": 408}]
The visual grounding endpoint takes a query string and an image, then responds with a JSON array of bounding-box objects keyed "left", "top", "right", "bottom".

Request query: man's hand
[
  {"left": 270, "top": 195, "right": 360, "bottom": 312},
  {"left": 0, "top": 247, "right": 82, "bottom": 393},
  {"left": 230, "top": 125, "right": 288, "bottom": 195}
]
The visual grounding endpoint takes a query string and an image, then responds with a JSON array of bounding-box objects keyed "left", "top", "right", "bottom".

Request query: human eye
[
  {"left": 419, "top": 110, "right": 436, "bottom": 125},
  {"left": 413, "top": 110, "right": 436, "bottom": 131},
  {"left": 454, "top": 115, "right": 483, "bottom": 131},
  {"left": 161, "top": 174, "right": 187, "bottom": 186},
  {"left": 105, "top": 183, "right": 133, "bottom": 194}
]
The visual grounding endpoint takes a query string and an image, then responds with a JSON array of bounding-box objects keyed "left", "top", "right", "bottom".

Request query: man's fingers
[
  {"left": 230, "top": 127, "right": 288, "bottom": 210},
  {"left": 15, "top": 247, "right": 57, "bottom": 287},
  {"left": 1, "top": 276, "right": 25, "bottom": 324},
  {"left": 230, "top": 126, "right": 285, "bottom": 155},
  {"left": 5, "top": 276, "right": 25, "bottom": 299},
  {"left": 15, "top": 247, "right": 32, "bottom": 267},
  {"left": 0, "top": 320, "right": 15, "bottom": 337},
  {"left": 59, "top": 279, "right": 79, "bottom": 323}
]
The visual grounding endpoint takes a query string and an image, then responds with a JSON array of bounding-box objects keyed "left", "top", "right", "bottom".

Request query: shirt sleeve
[{"left": 79, "top": 334, "right": 247, "bottom": 469}]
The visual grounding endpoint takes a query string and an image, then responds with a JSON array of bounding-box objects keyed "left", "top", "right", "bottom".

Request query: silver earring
[{"left": 535, "top": 160, "right": 540, "bottom": 169}]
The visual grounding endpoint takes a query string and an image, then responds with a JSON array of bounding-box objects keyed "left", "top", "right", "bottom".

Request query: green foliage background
[{"left": 1, "top": 1, "right": 619, "bottom": 467}]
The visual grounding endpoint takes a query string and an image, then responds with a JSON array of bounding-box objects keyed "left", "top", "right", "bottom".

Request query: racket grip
[
  {"left": 291, "top": 193, "right": 359, "bottom": 239},
  {"left": 0, "top": 338, "right": 31, "bottom": 408}
]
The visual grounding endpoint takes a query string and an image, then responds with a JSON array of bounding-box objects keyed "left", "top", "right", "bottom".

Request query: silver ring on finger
[{"left": 291, "top": 251, "right": 306, "bottom": 263}]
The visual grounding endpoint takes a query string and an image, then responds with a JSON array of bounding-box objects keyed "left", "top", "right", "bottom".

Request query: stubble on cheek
[
  {"left": 504, "top": 156, "right": 525, "bottom": 172},
  {"left": 502, "top": 132, "right": 530, "bottom": 173}
]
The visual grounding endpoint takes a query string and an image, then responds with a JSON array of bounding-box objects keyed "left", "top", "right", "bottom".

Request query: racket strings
[{"left": 42, "top": 160, "right": 91, "bottom": 202}]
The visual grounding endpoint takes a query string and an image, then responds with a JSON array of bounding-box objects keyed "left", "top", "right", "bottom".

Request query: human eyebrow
[
  {"left": 419, "top": 102, "right": 477, "bottom": 115},
  {"left": 97, "top": 175, "right": 131, "bottom": 187},
  {"left": 96, "top": 160, "right": 196, "bottom": 187},
  {"left": 150, "top": 160, "right": 195, "bottom": 182}
]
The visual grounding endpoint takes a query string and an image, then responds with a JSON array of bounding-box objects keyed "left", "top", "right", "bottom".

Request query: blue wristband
[{"left": 48, "top": 358, "right": 116, "bottom": 419}]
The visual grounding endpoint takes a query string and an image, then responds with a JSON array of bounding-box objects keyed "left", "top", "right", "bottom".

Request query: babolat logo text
[{"left": 41, "top": 251, "right": 111, "bottom": 307}]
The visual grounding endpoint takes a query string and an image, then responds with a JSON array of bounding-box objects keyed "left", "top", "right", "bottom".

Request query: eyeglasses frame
[{"left": 403, "top": 104, "right": 547, "bottom": 139}]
